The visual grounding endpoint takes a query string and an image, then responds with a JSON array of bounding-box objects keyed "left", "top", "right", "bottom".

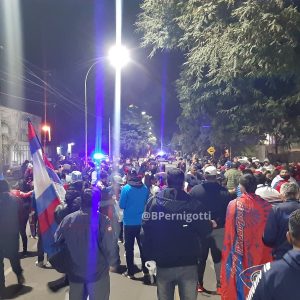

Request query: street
[{"left": 3, "top": 232, "right": 220, "bottom": 300}]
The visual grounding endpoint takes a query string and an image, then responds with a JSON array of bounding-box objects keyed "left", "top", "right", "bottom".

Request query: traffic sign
[{"left": 207, "top": 146, "right": 216, "bottom": 156}]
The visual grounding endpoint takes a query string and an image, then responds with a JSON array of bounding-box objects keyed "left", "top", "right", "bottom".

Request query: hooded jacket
[
  {"left": 54, "top": 182, "right": 82, "bottom": 224},
  {"left": 247, "top": 249, "right": 300, "bottom": 300},
  {"left": 190, "top": 181, "right": 231, "bottom": 229},
  {"left": 141, "top": 188, "right": 212, "bottom": 268},
  {"left": 119, "top": 177, "right": 149, "bottom": 225},
  {"left": 263, "top": 199, "right": 300, "bottom": 259}
]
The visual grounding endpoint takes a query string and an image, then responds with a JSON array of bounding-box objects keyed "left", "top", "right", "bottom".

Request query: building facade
[{"left": 0, "top": 105, "right": 41, "bottom": 167}]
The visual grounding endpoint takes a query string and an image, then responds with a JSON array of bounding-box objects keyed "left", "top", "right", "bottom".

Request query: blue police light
[
  {"left": 157, "top": 150, "right": 165, "bottom": 156},
  {"left": 93, "top": 152, "right": 105, "bottom": 160}
]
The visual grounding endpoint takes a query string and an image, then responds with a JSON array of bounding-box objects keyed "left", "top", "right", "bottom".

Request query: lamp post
[
  {"left": 84, "top": 50, "right": 129, "bottom": 165},
  {"left": 84, "top": 58, "right": 105, "bottom": 166}
]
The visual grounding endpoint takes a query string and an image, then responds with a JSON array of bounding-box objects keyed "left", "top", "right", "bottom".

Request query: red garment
[
  {"left": 221, "top": 193, "right": 273, "bottom": 300},
  {"left": 10, "top": 189, "right": 33, "bottom": 199},
  {"left": 274, "top": 179, "right": 288, "bottom": 193}
]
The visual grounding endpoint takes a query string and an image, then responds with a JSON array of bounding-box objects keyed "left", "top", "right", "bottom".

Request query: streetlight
[
  {"left": 141, "top": 111, "right": 146, "bottom": 115},
  {"left": 42, "top": 124, "right": 51, "bottom": 151},
  {"left": 67, "top": 142, "right": 75, "bottom": 158},
  {"left": 83, "top": 46, "right": 130, "bottom": 165},
  {"left": 108, "top": 45, "right": 130, "bottom": 69}
]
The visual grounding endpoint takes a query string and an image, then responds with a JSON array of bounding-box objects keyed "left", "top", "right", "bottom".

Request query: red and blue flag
[
  {"left": 27, "top": 120, "right": 65, "bottom": 255},
  {"left": 221, "top": 193, "right": 273, "bottom": 300}
]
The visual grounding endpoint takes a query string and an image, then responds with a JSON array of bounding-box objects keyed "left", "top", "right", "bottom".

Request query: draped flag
[
  {"left": 28, "top": 120, "right": 65, "bottom": 255},
  {"left": 221, "top": 194, "right": 273, "bottom": 300}
]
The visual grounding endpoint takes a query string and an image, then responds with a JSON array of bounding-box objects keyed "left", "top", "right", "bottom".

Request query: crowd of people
[{"left": 0, "top": 153, "right": 300, "bottom": 300}]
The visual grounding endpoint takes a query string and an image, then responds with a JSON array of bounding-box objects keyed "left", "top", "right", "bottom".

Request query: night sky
[{"left": 0, "top": 0, "right": 182, "bottom": 152}]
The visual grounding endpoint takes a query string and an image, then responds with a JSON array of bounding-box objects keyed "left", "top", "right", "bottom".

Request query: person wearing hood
[
  {"left": 119, "top": 169, "right": 149, "bottom": 281},
  {"left": 141, "top": 168, "right": 213, "bottom": 300},
  {"left": 190, "top": 166, "right": 231, "bottom": 294},
  {"left": 248, "top": 208, "right": 300, "bottom": 300},
  {"left": 263, "top": 182, "right": 300, "bottom": 260},
  {"left": 54, "top": 171, "right": 83, "bottom": 225}
]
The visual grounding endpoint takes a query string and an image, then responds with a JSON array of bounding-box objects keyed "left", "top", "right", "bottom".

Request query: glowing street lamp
[
  {"left": 67, "top": 142, "right": 75, "bottom": 157},
  {"left": 108, "top": 45, "right": 130, "bottom": 69},
  {"left": 42, "top": 125, "right": 51, "bottom": 141},
  {"left": 141, "top": 111, "right": 146, "bottom": 115},
  {"left": 42, "top": 124, "right": 51, "bottom": 152}
]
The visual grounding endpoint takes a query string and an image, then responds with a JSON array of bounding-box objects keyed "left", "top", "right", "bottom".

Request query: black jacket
[
  {"left": 141, "top": 188, "right": 212, "bottom": 268},
  {"left": 189, "top": 181, "right": 231, "bottom": 229},
  {"left": 0, "top": 192, "right": 20, "bottom": 258},
  {"left": 54, "top": 183, "right": 82, "bottom": 224},
  {"left": 248, "top": 249, "right": 300, "bottom": 300},
  {"left": 263, "top": 199, "right": 300, "bottom": 259}
]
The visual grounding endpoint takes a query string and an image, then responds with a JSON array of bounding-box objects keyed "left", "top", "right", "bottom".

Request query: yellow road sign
[{"left": 207, "top": 146, "right": 216, "bottom": 155}]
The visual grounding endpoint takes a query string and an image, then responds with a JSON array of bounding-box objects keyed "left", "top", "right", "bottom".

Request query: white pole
[{"left": 108, "top": 117, "right": 111, "bottom": 158}]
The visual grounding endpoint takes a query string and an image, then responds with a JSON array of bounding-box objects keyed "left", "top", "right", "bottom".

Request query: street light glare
[
  {"left": 108, "top": 45, "right": 130, "bottom": 69},
  {"left": 42, "top": 125, "right": 50, "bottom": 131}
]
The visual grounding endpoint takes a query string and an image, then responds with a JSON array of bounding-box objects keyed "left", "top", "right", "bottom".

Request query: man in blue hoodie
[
  {"left": 248, "top": 208, "right": 300, "bottom": 300},
  {"left": 119, "top": 169, "right": 149, "bottom": 281}
]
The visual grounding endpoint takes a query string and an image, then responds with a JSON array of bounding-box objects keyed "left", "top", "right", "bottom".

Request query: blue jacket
[
  {"left": 263, "top": 199, "right": 300, "bottom": 259},
  {"left": 248, "top": 249, "right": 300, "bottom": 300},
  {"left": 119, "top": 180, "right": 149, "bottom": 225}
]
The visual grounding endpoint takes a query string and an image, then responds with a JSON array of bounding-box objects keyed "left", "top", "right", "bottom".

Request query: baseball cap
[
  {"left": 129, "top": 168, "right": 138, "bottom": 177},
  {"left": 71, "top": 171, "right": 82, "bottom": 183},
  {"left": 225, "top": 161, "right": 232, "bottom": 168},
  {"left": 204, "top": 166, "right": 217, "bottom": 176}
]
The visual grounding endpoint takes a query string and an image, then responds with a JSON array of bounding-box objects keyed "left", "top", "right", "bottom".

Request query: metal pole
[
  {"left": 113, "top": 67, "right": 121, "bottom": 161},
  {"left": 84, "top": 60, "right": 103, "bottom": 165},
  {"left": 108, "top": 117, "right": 111, "bottom": 158}
]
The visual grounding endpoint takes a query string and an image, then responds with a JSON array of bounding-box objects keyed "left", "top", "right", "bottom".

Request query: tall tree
[
  {"left": 137, "top": 0, "right": 300, "bottom": 153},
  {"left": 120, "top": 105, "right": 156, "bottom": 158}
]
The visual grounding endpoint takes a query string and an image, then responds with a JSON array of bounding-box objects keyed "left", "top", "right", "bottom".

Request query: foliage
[
  {"left": 120, "top": 105, "right": 156, "bottom": 157},
  {"left": 137, "top": 0, "right": 300, "bottom": 153}
]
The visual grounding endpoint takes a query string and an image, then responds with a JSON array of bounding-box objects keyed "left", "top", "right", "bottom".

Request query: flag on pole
[{"left": 27, "top": 120, "right": 65, "bottom": 255}]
